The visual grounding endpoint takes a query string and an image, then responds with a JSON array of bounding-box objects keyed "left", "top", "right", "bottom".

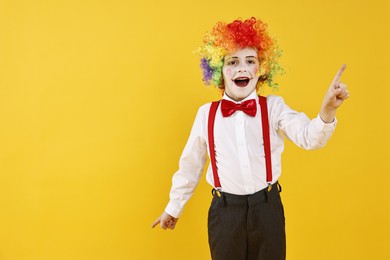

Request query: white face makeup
[{"left": 222, "top": 47, "right": 260, "bottom": 102}]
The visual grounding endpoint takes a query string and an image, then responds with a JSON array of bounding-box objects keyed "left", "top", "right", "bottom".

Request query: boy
[{"left": 152, "top": 17, "right": 349, "bottom": 260}]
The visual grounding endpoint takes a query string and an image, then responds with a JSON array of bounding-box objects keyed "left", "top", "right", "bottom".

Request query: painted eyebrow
[
  {"left": 224, "top": 57, "right": 237, "bottom": 61},
  {"left": 225, "top": 56, "right": 258, "bottom": 59}
]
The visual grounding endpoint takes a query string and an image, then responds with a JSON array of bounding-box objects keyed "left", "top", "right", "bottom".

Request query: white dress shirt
[{"left": 165, "top": 91, "right": 337, "bottom": 218}]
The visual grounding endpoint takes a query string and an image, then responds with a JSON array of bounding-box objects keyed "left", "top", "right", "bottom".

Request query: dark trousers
[{"left": 208, "top": 183, "right": 286, "bottom": 260}]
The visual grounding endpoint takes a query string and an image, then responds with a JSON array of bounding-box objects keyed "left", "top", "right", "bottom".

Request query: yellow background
[{"left": 0, "top": 0, "right": 389, "bottom": 259}]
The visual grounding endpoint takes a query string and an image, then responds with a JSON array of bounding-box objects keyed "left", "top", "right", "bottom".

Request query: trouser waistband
[{"left": 211, "top": 182, "right": 282, "bottom": 206}]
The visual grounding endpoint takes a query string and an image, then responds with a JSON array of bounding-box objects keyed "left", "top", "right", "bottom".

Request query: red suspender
[
  {"left": 258, "top": 96, "right": 273, "bottom": 184},
  {"left": 208, "top": 101, "right": 221, "bottom": 188},
  {"left": 207, "top": 96, "right": 272, "bottom": 190}
]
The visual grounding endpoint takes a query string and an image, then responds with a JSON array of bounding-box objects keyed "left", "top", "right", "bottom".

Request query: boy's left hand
[{"left": 319, "top": 64, "right": 350, "bottom": 123}]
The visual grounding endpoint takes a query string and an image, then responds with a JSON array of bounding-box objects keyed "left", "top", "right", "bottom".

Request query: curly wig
[{"left": 197, "top": 17, "right": 284, "bottom": 90}]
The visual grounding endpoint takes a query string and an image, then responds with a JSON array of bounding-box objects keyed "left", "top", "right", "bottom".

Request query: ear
[
  {"left": 258, "top": 74, "right": 268, "bottom": 82},
  {"left": 219, "top": 77, "right": 225, "bottom": 89}
]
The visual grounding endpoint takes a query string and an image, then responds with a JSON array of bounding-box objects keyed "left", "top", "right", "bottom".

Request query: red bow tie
[{"left": 221, "top": 99, "right": 257, "bottom": 117}]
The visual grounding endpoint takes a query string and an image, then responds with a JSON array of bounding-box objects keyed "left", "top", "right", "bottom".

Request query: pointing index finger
[
  {"left": 331, "top": 64, "right": 347, "bottom": 88},
  {"left": 151, "top": 218, "right": 160, "bottom": 228}
]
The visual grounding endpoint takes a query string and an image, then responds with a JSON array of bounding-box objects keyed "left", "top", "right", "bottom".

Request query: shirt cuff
[
  {"left": 314, "top": 114, "right": 337, "bottom": 131},
  {"left": 165, "top": 202, "right": 182, "bottom": 219}
]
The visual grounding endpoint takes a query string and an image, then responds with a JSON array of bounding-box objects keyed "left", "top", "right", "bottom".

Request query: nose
[
  {"left": 238, "top": 66, "right": 247, "bottom": 73},
  {"left": 237, "top": 63, "right": 247, "bottom": 73}
]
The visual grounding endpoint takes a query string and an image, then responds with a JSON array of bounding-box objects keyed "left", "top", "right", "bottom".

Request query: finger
[
  {"left": 151, "top": 218, "right": 161, "bottom": 228},
  {"left": 332, "top": 81, "right": 346, "bottom": 94},
  {"left": 338, "top": 82, "right": 347, "bottom": 89},
  {"left": 169, "top": 223, "right": 176, "bottom": 230},
  {"left": 160, "top": 219, "right": 169, "bottom": 229},
  {"left": 337, "top": 90, "right": 350, "bottom": 100},
  {"left": 168, "top": 219, "right": 178, "bottom": 230},
  {"left": 334, "top": 84, "right": 350, "bottom": 98},
  {"left": 167, "top": 221, "right": 174, "bottom": 230},
  {"left": 336, "top": 82, "right": 347, "bottom": 92},
  {"left": 331, "top": 64, "right": 347, "bottom": 88}
]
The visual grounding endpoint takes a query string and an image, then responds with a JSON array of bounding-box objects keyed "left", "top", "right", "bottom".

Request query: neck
[{"left": 224, "top": 90, "right": 256, "bottom": 102}]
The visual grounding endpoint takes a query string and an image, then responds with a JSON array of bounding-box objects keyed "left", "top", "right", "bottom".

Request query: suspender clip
[
  {"left": 212, "top": 188, "right": 222, "bottom": 198},
  {"left": 267, "top": 183, "right": 273, "bottom": 192}
]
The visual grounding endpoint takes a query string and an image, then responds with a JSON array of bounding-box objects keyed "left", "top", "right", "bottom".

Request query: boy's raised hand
[
  {"left": 152, "top": 211, "right": 179, "bottom": 230},
  {"left": 319, "top": 64, "right": 350, "bottom": 123}
]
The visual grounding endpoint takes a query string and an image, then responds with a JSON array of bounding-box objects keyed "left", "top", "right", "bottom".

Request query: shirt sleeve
[
  {"left": 269, "top": 95, "right": 337, "bottom": 150},
  {"left": 164, "top": 105, "right": 208, "bottom": 218}
]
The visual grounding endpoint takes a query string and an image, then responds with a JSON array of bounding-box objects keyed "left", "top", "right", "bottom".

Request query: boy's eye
[
  {"left": 227, "top": 60, "right": 236, "bottom": 65},
  {"left": 247, "top": 59, "right": 256, "bottom": 64}
]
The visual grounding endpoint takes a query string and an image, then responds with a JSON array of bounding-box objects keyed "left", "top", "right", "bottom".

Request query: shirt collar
[{"left": 222, "top": 90, "right": 258, "bottom": 104}]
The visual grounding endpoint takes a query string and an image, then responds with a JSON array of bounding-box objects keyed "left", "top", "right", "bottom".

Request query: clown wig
[{"left": 197, "top": 17, "right": 284, "bottom": 90}]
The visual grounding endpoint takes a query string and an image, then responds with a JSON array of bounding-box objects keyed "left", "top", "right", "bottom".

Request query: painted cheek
[
  {"left": 226, "top": 69, "right": 232, "bottom": 77},
  {"left": 253, "top": 66, "right": 259, "bottom": 75}
]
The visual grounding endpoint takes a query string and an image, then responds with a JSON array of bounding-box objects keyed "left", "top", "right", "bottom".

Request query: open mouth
[{"left": 233, "top": 77, "right": 250, "bottom": 87}]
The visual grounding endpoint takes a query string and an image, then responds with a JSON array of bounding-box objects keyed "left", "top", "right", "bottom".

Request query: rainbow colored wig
[{"left": 197, "top": 17, "right": 284, "bottom": 90}]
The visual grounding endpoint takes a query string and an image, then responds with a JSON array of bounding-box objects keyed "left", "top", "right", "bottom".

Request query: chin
[{"left": 225, "top": 82, "right": 257, "bottom": 101}]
